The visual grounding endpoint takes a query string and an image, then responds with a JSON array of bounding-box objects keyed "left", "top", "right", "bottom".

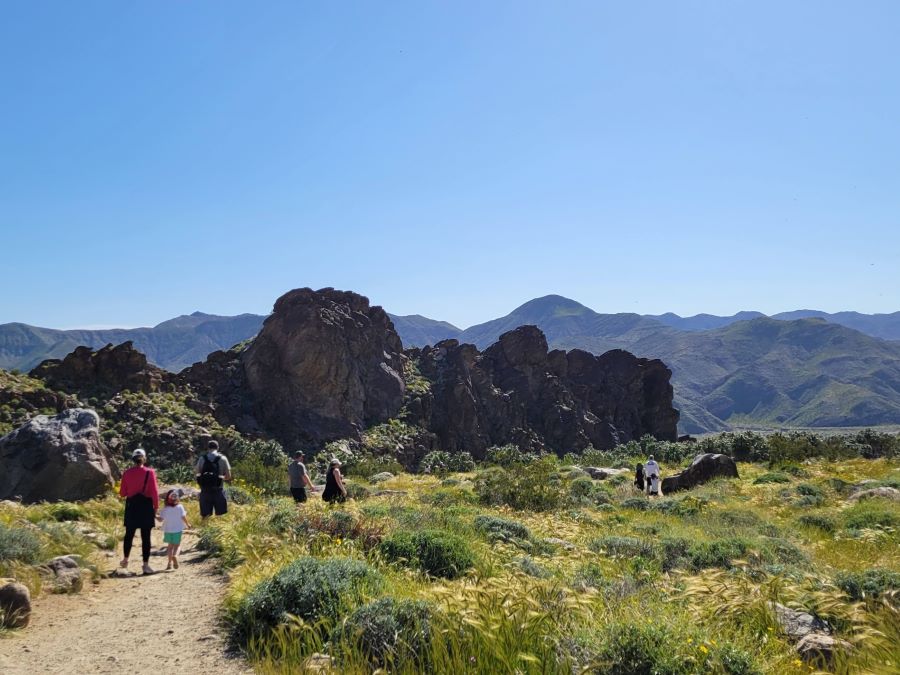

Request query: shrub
[
  {"left": 753, "top": 472, "right": 790, "bottom": 485},
  {"left": 569, "top": 477, "right": 611, "bottom": 506},
  {"left": 573, "top": 562, "right": 606, "bottom": 590},
  {"left": 345, "top": 454, "right": 404, "bottom": 479},
  {"left": 229, "top": 438, "right": 288, "bottom": 466},
  {"left": 687, "top": 538, "right": 749, "bottom": 570},
  {"left": 517, "top": 555, "right": 551, "bottom": 579},
  {"left": 419, "top": 488, "right": 476, "bottom": 507},
  {"left": 0, "top": 523, "right": 42, "bottom": 563},
  {"left": 796, "top": 483, "right": 823, "bottom": 497},
  {"left": 229, "top": 557, "right": 383, "bottom": 646},
  {"left": 473, "top": 515, "right": 532, "bottom": 543},
  {"left": 620, "top": 497, "right": 650, "bottom": 510},
  {"left": 484, "top": 444, "right": 541, "bottom": 467},
  {"left": 589, "top": 620, "right": 691, "bottom": 674},
  {"left": 296, "top": 511, "right": 384, "bottom": 551},
  {"left": 344, "top": 482, "right": 371, "bottom": 501},
  {"left": 590, "top": 536, "right": 656, "bottom": 559},
  {"left": 474, "top": 457, "right": 565, "bottom": 511},
  {"left": 331, "top": 597, "right": 435, "bottom": 670},
  {"left": 380, "top": 530, "right": 474, "bottom": 579},
  {"left": 835, "top": 568, "right": 900, "bottom": 601},
  {"left": 659, "top": 536, "right": 691, "bottom": 571},
  {"left": 419, "top": 450, "right": 475, "bottom": 475},
  {"left": 46, "top": 503, "right": 86, "bottom": 522},
  {"left": 844, "top": 500, "right": 900, "bottom": 530},
  {"left": 796, "top": 514, "right": 836, "bottom": 533}
]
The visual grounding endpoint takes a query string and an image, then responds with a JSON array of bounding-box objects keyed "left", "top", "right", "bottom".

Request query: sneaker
[
  {"left": 119, "top": 558, "right": 129, "bottom": 568},
  {"left": 173, "top": 557, "right": 179, "bottom": 569},
  {"left": 142, "top": 564, "right": 154, "bottom": 575}
]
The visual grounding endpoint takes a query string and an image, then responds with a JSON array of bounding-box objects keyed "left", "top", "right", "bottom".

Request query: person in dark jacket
[
  {"left": 195, "top": 440, "right": 232, "bottom": 522},
  {"left": 634, "top": 462, "right": 645, "bottom": 491},
  {"left": 321, "top": 458, "right": 347, "bottom": 503},
  {"left": 119, "top": 448, "right": 159, "bottom": 575}
]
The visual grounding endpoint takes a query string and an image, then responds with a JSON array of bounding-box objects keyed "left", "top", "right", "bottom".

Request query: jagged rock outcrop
[
  {"left": 0, "top": 409, "right": 120, "bottom": 503},
  {"left": 185, "top": 288, "right": 406, "bottom": 447},
  {"left": 30, "top": 342, "right": 167, "bottom": 395},
  {"left": 405, "top": 325, "right": 678, "bottom": 457},
  {"left": 661, "top": 453, "right": 739, "bottom": 493}
]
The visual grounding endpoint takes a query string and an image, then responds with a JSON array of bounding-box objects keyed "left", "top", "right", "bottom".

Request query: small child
[{"left": 157, "top": 490, "right": 190, "bottom": 570}]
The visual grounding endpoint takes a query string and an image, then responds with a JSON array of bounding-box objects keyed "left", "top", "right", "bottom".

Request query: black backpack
[{"left": 197, "top": 455, "right": 223, "bottom": 489}]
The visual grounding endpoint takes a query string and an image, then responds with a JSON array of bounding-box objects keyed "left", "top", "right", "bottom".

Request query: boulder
[
  {"left": 771, "top": 602, "right": 831, "bottom": 641},
  {"left": 584, "top": 467, "right": 629, "bottom": 480},
  {"left": 159, "top": 485, "right": 201, "bottom": 501},
  {"left": 0, "top": 580, "right": 31, "bottom": 628},
  {"left": 42, "top": 555, "right": 84, "bottom": 593},
  {"left": 847, "top": 487, "right": 900, "bottom": 502},
  {"left": 661, "top": 453, "right": 739, "bottom": 493},
  {"left": 30, "top": 341, "right": 168, "bottom": 395},
  {"left": 795, "top": 633, "right": 853, "bottom": 664},
  {"left": 0, "top": 409, "right": 120, "bottom": 503}
]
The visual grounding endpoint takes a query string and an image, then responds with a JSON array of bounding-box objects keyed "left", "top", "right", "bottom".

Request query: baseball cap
[{"left": 132, "top": 448, "right": 147, "bottom": 459}]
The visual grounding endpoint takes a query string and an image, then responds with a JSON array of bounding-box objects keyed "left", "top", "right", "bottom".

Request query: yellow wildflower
[{"left": 699, "top": 645, "right": 709, "bottom": 654}]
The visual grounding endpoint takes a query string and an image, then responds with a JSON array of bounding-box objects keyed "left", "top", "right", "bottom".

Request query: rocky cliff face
[
  {"left": 184, "top": 288, "right": 407, "bottom": 447},
  {"left": 30, "top": 342, "right": 167, "bottom": 396},
  {"left": 405, "top": 325, "right": 678, "bottom": 457}
]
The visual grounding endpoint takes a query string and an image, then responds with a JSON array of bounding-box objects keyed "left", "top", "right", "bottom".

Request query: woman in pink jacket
[{"left": 118, "top": 448, "right": 159, "bottom": 574}]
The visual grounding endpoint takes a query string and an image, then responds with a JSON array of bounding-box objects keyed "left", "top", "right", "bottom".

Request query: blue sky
[{"left": 2, "top": 1, "right": 898, "bottom": 329}]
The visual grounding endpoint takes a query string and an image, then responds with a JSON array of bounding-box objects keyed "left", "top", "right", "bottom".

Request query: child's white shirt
[{"left": 160, "top": 504, "right": 187, "bottom": 533}]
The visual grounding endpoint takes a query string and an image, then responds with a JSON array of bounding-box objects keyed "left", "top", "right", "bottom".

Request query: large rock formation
[
  {"left": 0, "top": 409, "right": 120, "bottom": 503},
  {"left": 405, "top": 325, "right": 678, "bottom": 457},
  {"left": 30, "top": 342, "right": 167, "bottom": 395},
  {"left": 185, "top": 288, "right": 406, "bottom": 447}
]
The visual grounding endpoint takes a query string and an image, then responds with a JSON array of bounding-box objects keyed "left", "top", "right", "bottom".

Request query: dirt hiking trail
[{"left": 0, "top": 532, "right": 251, "bottom": 674}]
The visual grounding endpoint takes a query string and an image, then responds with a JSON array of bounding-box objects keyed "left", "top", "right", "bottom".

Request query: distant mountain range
[{"left": 2, "top": 296, "right": 899, "bottom": 433}]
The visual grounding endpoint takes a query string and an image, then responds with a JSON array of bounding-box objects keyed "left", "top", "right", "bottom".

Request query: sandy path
[{"left": 0, "top": 532, "right": 251, "bottom": 675}]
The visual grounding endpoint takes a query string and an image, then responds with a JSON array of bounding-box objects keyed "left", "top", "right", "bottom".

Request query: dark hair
[
  {"left": 207, "top": 440, "right": 219, "bottom": 450},
  {"left": 164, "top": 489, "right": 178, "bottom": 505},
  {"left": 294, "top": 451, "right": 304, "bottom": 458}
]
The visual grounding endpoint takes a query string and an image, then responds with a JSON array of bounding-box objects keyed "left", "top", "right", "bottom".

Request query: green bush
[
  {"left": 345, "top": 454, "right": 404, "bottom": 479},
  {"left": 419, "top": 488, "right": 476, "bottom": 507},
  {"left": 796, "top": 514, "right": 836, "bottom": 533},
  {"left": 687, "top": 538, "right": 749, "bottom": 570},
  {"left": 474, "top": 457, "right": 565, "bottom": 511},
  {"left": 379, "top": 530, "right": 474, "bottom": 579},
  {"left": 659, "top": 536, "right": 691, "bottom": 571},
  {"left": 229, "top": 557, "right": 383, "bottom": 647},
  {"left": 517, "top": 555, "right": 551, "bottom": 579},
  {"left": 796, "top": 483, "right": 823, "bottom": 497},
  {"left": 46, "top": 503, "right": 86, "bottom": 522},
  {"left": 473, "top": 515, "right": 532, "bottom": 543},
  {"left": 835, "top": 568, "right": 900, "bottom": 601},
  {"left": 419, "top": 450, "right": 475, "bottom": 475},
  {"left": 589, "top": 621, "right": 692, "bottom": 674},
  {"left": 228, "top": 438, "right": 288, "bottom": 466},
  {"left": 331, "top": 597, "right": 435, "bottom": 670},
  {"left": 620, "top": 497, "right": 650, "bottom": 510},
  {"left": 753, "top": 472, "right": 791, "bottom": 485},
  {"left": 569, "top": 477, "right": 611, "bottom": 506},
  {"left": 344, "top": 482, "right": 371, "bottom": 501},
  {"left": 484, "top": 444, "right": 541, "bottom": 467},
  {"left": 0, "top": 523, "right": 41, "bottom": 563},
  {"left": 844, "top": 500, "right": 900, "bottom": 530},
  {"left": 573, "top": 561, "right": 605, "bottom": 590},
  {"left": 590, "top": 536, "right": 656, "bottom": 559}
]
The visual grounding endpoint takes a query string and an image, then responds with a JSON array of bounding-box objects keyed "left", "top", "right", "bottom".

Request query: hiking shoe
[
  {"left": 119, "top": 558, "right": 129, "bottom": 568},
  {"left": 142, "top": 564, "right": 154, "bottom": 575},
  {"left": 173, "top": 557, "right": 179, "bottom": 569}
]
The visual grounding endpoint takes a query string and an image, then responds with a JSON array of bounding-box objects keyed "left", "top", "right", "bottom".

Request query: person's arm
[
  {"left": 221, "top": 456, "right": 232, "bottom": 482},
  {"left": 303, "top": 472, "right": 315, "bottom": 490},
  {"left": 181, "top": 506, "right": 191, "bottom": 530},
  {"left": 119, "top": 471, "right": 128, "bottom": 498},
  {"left": 148, "top": 470, "right": 160, "bottom": 512}
]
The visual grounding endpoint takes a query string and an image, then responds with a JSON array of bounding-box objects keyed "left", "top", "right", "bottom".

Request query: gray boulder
[
  {"left": 661, "top": 453, "right": 739, "bottom": 493},
  {"left": 0, "top": 409, "right": 120, "bottom": 503},
  {"left": 584, "top": 467, "right": 628, "bottom": 480},
  {"left": 847, "top": 487, "right": 900, "bottom": 502},
  {"left": 0, "top": 580, "right": 31, "bottom": 628},
  {"left": 796, "top": 633, "right": 852, "bottom": 663},
  {"left": 771, "top": 602, "right": 831, "bottom": 641},
  {"left": 42, "top": 555, "right": 84, "bottom": 593},
  {"left": 369, "top": 472, "right": 395, "bottom": 483}
]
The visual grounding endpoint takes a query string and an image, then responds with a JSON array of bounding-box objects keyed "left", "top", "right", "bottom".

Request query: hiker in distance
[
  {"left": 195, "top": 439, "right": 232, "bottom": 522},
  {"left": 119, "top": 448, "right": 160, "bottom": 575},
  {"left": 288, "top": 451, "right": 317, "bottom": 504},
  {"left": 322, "top": 457, "right": 348, "bottom": 503},
  {"left": 644, "top": 454, "right": 662, "bottom": 497}
]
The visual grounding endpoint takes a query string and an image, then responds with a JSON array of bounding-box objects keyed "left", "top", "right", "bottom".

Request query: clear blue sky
[{"left": 2, "top": 1, "right": 898, "bottom": 329}]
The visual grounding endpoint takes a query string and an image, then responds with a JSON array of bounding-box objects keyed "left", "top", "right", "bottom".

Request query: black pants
[{"left": 124, "top": 526, "right": 152, "bottom": 563}]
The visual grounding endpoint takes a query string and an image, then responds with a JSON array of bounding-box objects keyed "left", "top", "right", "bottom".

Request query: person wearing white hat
[{"left": 118, "top": 448, "right": 159, "bottom": 574}]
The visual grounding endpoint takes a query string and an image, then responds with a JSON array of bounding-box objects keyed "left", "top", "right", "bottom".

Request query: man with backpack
[{"left": 195, "top": 440, "right": 232, "bottom": 521}]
